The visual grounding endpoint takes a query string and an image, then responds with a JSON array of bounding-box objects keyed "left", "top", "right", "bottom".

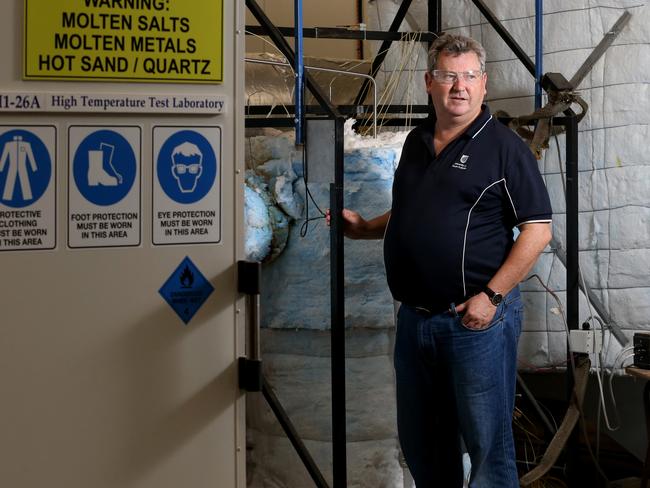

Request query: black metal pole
[
  {"left": 356, "top": 0, "right": 364, "bottom": 59},
  {"left": 238, "top": 260, "right": 330, "bottom": 487},
  {"left": 245, "top": 4, "right": 346, "bottom": 486},
  {"left": 565, "top": 113, "right": 579, "bottom": 336},
  {"left": 330, "top": 117, "right": 347, "bottom": 488},
  {"left": 470, "top": 0, "right": 536, "bottom": 77},
  {"left": 245, "top": 25, "right": 437, "bottom": 42},
  {"left": 352, "top": 0, "right": 414, "bottom": 107},
  {"left": 262, "top": 377, "right": 330, "bottom": 488},
  {"left": 427, "top": 0, "right": 441, "bottom": 112},
  {"left": 642, "top": 380, "right": 650, "bottom": 488},
  {"left": 564, "top": 112, "right": 581, "bottom": 485},
  {"left": 428, "top": 0, "right": 441, "bottom": 42}
]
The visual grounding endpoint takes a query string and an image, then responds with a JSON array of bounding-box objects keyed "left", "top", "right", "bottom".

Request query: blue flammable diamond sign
[{"left": 159, "top": 256, "right": 214, "bottom": 325}]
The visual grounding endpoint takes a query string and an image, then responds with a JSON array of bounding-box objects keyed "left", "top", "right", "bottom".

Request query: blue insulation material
[
  {"left": 244, "top": 185, "right": 273, "bottom": 262},
  {"left": 245, "top": 130, "right": 407, "bottom": 330}
]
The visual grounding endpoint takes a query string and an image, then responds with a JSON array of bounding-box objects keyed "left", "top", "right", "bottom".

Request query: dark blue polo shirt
[{"left": 383, "top": 105, "right": 552, "bottom": 312}]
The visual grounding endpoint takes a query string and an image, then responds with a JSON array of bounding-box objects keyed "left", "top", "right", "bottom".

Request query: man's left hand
[{"left": 455, "top": 293, "right": 497, "bottom": 329}]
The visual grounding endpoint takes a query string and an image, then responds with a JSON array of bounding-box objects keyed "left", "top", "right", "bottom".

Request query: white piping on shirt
[
  {"left": 518, "top": 219, "right": 552, "bottom": 226},
  {"left": 471, "top": 115, "right": 493, "bottom": 139},
  {"left": 382, "top": 213, "right": 392, "bottom": 277},
  {"left": 461, "top": 178, "right": 518, "bottom": 296},
  {"left": 502, "top": 180, "right": 518, "bottom": 221},
  {"left": 383, "top": 213, "right": 392, "bottom": 240}
]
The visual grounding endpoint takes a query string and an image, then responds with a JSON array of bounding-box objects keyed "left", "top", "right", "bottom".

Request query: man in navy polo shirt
[{"left": 341, "top": 34, "right": 552, "bottom": 486}]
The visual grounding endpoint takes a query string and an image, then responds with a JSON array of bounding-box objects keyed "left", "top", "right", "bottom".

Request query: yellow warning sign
[{"left": 24, "top": 0, "right": 223, "bottom": 83}]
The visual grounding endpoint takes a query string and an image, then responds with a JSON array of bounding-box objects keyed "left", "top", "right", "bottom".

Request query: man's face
[{"left": 425, "top": 51, "right": 487, "bottom": 123}]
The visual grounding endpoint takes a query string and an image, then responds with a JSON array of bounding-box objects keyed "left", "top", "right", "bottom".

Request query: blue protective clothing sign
[
  {"left": 0, "top": 126, "right": 56, "bottom": 251},
  {"left": 0, "top": 129, "right": 51, "bottom": 208}
]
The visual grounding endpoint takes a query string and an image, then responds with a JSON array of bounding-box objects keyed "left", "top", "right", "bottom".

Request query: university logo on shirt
[{"left": 452, "top": 154, "right": 469, "bottom": 170}]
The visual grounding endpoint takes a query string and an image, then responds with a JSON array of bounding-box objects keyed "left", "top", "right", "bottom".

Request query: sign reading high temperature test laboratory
[
  {"left": 68, "top": 126, "right": 141, "bottom": 248},
  {"left": 153, "top": 126, "right": 221, "bottom": 245},
  {"left": 0, "top": 126, "right": 56, "bottom": 251},
  {"left": 24, "top": 0, "right": 223, "bottom": 83}
]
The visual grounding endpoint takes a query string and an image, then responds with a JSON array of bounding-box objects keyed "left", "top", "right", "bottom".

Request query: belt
[{"left": 408, "top": 301, "right": 466, "bottom": 318}]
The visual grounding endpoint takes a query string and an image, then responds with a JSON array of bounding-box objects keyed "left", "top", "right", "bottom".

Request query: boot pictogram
[{"left": 87, "top": 143, "right": 122, "bottom": 187}]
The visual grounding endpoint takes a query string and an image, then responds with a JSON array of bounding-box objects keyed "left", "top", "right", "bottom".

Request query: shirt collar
[{"left": 417, "top": 105, "right": 491, "bottom": 159}]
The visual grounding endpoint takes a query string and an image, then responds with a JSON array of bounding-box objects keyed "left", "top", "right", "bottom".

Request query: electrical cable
[
  {"left": 298, "top": 141, "right": 326, "bottom": 238},
  {"left": 522, "top": 274, "right": 577, "bottom": 367},
  {"left": 243, "top": 33, "right": 331, "bottom": 239},
  {"left": 595, "top": 317, "right": 614, "bottom": 460},
  {"left": 606, "top": 346, "right": 636, "bottom": 411},
  {"left": 538, "top": 399, "right": 560, "bottom": 433},
  {"left": 370, "top": 32, "right": 423, "bottom": 134},
  {"left": 250, "top": 21, "right": 424, "bottom": 134},
  {"left": 550, "top": 119, "right": 631, "bottom": 437},
  {"left": 245, "top": 30, "right": 288, "bottom": 58},
  {"left": 619, "top": 352, "right": 636, "bottom": 366},
  {"left": 578, "top": 265, "right": 620, "bottom": 431},
  {"left": 400, "top": 32, "right": 423, "bottom": 130},
  {"left": 543, "top": 127, "right": 615, "bottom": 481},
  {"left": 522, "top": 274, "right": 611, "bottom": 482}
]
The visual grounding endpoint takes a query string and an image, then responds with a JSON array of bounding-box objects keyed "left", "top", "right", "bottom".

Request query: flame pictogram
[{"left": 179, "top": 265, "right": 194, "bottom": 288}]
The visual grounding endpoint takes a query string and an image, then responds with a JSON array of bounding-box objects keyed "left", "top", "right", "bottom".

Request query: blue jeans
[{"left": 394, "top": 288, "right": 523, "bottom": 487}]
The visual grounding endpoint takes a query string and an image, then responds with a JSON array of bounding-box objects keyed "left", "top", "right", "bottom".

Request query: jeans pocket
[{"left": 456, "top": 301, "right": 506, "bottom": 332}]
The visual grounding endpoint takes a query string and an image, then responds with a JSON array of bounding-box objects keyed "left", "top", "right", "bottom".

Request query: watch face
[{"left": 491, "top": 293, "right": 503, "bottom": 306}]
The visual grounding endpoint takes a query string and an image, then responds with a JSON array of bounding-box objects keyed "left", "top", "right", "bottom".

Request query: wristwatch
[{"left": 482, "top": 286, "right": 503, "bottom": 306}]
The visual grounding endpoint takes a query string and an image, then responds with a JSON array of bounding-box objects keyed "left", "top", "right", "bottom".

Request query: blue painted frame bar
[{"left": 295, "top": 0, "right": 305, "bottom": 144}]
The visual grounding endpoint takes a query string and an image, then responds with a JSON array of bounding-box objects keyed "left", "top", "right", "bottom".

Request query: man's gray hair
[{"left": 427, "top": 34, "right": 486, "bottom": 73}]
